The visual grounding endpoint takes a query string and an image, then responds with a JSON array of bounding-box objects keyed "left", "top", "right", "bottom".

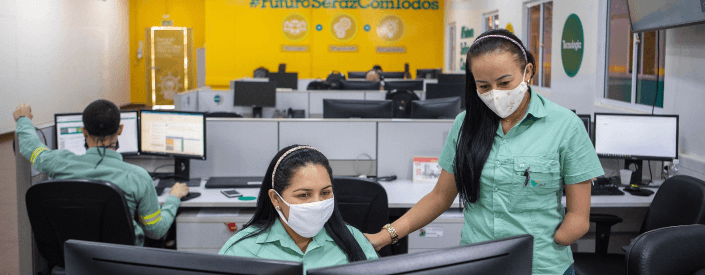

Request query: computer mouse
[
  {"left": 624, "top": 184, "right": 641, "bottom": 192},
  {"left": 181, "top": 192, "right": 201, "bottom": 201},
  {"left": 624, "top": 186, "right": 654, "bottom": 196}
]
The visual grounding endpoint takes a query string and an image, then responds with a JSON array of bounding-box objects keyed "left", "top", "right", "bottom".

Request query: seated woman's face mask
[{"left": 275, "top": 191, "right": 335, "bottom": 238}]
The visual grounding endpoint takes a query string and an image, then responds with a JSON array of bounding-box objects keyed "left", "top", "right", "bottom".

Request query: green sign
[
  {"left": 561, "top": 14, "right": 584, "bottom": 77},
  {"left": 461, "top": 26, "right": 473, "bottom": 39}
]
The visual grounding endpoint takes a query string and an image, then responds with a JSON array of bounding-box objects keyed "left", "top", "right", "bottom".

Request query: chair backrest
[
  {"left": 26, "top": 179, "right": 136, "bottom": 268},
  {"left": 640, "top": 175, "right": 705, "bottom": 233},
  {"left": 625, "top": 225, "right": 705, "bottom": 275},
  {"left": 385, "top": 90, "right": 420, "bottom": 118},
  {"left": 333, "top": 177, "right": 392, "bottom": 256}
]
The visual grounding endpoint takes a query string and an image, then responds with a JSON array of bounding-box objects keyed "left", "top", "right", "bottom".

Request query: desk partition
[
  {"left": 378, "top": 121, "right": 454, "bottom": 180},
  {"left": 279, "top": 120, "right": 377, "bottom": 160}
]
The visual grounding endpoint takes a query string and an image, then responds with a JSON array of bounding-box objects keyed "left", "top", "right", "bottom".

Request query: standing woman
[{"left": 366, "top": 29, "right": 602, "bottom": 275}]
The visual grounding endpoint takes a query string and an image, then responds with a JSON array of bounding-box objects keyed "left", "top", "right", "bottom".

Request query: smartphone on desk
[{"left": 221, "top": 189, "right": 243, "bottom": 198}]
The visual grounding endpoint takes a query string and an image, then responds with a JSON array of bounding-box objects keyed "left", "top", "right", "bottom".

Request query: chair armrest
[{"left": 589, "top": 214, "right": 623, "bottom": 256}]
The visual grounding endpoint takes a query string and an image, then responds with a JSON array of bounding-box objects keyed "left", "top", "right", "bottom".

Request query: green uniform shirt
[
  {"left": 438, "top": 91, "right": 604, "bottom": 275},
  {"left": 16, "top": 117, "right": 180, "bottom": 246},
  {"left": 219, "top": 219, "right": 379, "bottom": 274}
]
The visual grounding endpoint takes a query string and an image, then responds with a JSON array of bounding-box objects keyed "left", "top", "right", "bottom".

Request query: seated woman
[{"left": 219, "top": 145, "right": 378, "bottom": 273}]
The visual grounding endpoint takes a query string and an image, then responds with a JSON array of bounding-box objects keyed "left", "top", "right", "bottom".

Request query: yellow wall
[
  {"left": 130, "top": 0, "right": 205, "bottom": 104},
  {"left": 131, "top": 0, "right": 444, "bottom": 96},
  {"left": 205, "top": 0, "right": 444, "bottom": 88}
]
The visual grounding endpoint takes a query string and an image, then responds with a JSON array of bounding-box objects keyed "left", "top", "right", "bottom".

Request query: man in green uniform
[{"left": 13, "top": 101, "right": 188, "bottom": 246}]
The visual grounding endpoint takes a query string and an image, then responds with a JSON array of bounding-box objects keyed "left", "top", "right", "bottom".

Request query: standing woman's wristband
[{"left": 383, "top": 224, "right": 399, "bottom": 244}]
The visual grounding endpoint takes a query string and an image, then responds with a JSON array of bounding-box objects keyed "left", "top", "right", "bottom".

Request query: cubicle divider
[
  {"left": 188, "top": 118, "right": 454, "bottom": 180},
  {"left": 175, "top": 89, "right": 425, "bottom": 118}
]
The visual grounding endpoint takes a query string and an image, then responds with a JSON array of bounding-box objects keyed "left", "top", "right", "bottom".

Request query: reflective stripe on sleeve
[
  {"left": 140, "top": 209, "right": 162, "bottom": 225},
  {"left": 30, "top": 147, "right": 48, "bottom": 165}
]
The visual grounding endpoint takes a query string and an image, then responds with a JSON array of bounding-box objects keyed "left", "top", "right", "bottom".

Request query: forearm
[
  {"left": 554, "top": 210, "right": 590, "bottom": 246},
  {"left": 16, "top": 117, "right": 46, "bottom": 161},
  {"left": 391, "top": 189, "right": 455, "bottom": 239}
]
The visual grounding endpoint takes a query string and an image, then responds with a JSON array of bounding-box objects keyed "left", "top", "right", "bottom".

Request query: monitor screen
[
  {"left": 425, "top": 83, "right": 466, "bottom": 109},
  {"left": 380, "top": 71, "right": 405, "bottom": 79},
  {"left": 577, "top": 114, "right": 593, "bottom": 145},
  {"left": 340, "top": 80, "right": 381, "bottom": 90},
  {"left": 384, "top": 80, "right": 425, "bottom": 91},
  {"left": 268, "top": 72, "right": 298, "bottom": 89},
  {"left": 594, "top": 113, "right": 678, "bottom": 160},
  {"left": 233, "top": 81, "right": 277, "bottom": 107},
  {"left": 64, "top": 240, "right": 303, "bottom": 275},
  {"left": 308, "top": 234, "right": 533, "bottom": 274},
  {"left": 54, "top": 111, "right": 139, "bottom": 155},
  {"left": 347, "top": 71, "right": 367, "bottom": 79},
  {"left": 410, "top": 97, "right": 461, "bottom": 119},
  {"left": 438, "top": 73, "right": 466, "bottom": 84},
  {"left": 323, "top": 99, "right": 393, "bottom": 118},
  {"left": 140, "top": 110, "right": 206, "bottom": 159}
]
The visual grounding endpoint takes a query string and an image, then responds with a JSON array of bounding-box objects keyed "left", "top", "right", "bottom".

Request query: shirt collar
[
  {"left": 495, "top": 90, "right": 547, "bottom": 137},
  {"left": 85, "top": 147, "right": 123, "bottom": 161},
  {"left": 256, "top": 218, "right": 334, "bottom": 254}
]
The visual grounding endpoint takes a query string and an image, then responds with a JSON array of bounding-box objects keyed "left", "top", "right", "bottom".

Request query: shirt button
[
  {"left": 496, "top": 161, "right": 501, "bottom": 166},
  {"left": 493, "top": 187, "right": 498, "bottom": 192},
  {"left": 520, "top": 164, "right": 525, "bottom": 168},
  {"left": 502, "top": 140, "right": 507, "bottom": 144}
]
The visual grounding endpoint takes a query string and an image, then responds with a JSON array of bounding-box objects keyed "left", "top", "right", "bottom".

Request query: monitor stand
[
  {"left": 174, "top": 157, "right": 190, "bottom": 179},
  {"left": 252, "top": 107, "right": 263, "bottom": 118},
  {"left": 624, "top": 159, "right": 650, "bottom": 185}
]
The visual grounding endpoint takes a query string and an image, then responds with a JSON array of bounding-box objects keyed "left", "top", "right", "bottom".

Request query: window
[
  {"left": 484, "top": 12, "right": 499, "bottom": 32},
  {"left": 526, "top": 1, "right": 552, "bottom": 88},
  {"left": 605, "top": 0, "right": 665, "bottom": 108}
]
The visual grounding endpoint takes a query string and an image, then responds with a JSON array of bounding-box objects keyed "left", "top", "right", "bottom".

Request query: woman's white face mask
[
  {"left": 275, "top": 191, "right": 334, "bottom": 238},
  {"left": 477, "top": 66, "right": 529, "bottom": 118}
]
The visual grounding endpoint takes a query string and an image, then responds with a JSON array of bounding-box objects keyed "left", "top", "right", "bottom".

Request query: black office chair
[
  {"left": 333, "top": 177, "right": 392, "bottom": 257},
  {"left": 386, "top": 90, "right": 420, "bottom": 118},
  {"left": 574, "top": 175, "right": 705, "bottom": 275},
  {"left": 625, "top": 224, "right": 705, "bottom": 275},
  {"left": 26, "top": 179, "right": 136, "bottom": 275}
]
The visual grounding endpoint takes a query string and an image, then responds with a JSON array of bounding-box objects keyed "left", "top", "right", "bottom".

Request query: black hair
[
  {"left": 234, "top": 145, "right": 368, "bottom": 262},
  {"left": 454, "top": 29, "right": 537, "bottom": 204},
  {"left": 372, "top": 65, "right": 382, "bottom": 72},
  {"left": 82, "top": 99, "right": 121, "bottom": 167},
  {"left": 83, "top": 99, "right": 120, "bottom": 137}
]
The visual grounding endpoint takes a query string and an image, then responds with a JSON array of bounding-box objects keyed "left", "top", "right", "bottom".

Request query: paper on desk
[{"left": 197, "top": 208, "right": 240, "bottom": 218}]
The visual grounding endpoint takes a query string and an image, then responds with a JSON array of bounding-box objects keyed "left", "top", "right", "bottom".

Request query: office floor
[{"left": 0, "top": 137, "right": 20, "bottom": 274}]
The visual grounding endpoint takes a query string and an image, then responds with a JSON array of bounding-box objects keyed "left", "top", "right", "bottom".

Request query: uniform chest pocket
[{"left": 509, "top": 157, "right": 562, "bottom": 213}]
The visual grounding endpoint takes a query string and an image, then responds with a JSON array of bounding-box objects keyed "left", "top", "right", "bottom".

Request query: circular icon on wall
[
  {"left": 364, "top": 24, "right": 371, "bottom": 32},
  {"left": 316, "top": 24, "right": 323, "bottom": 31},
  {"left": 330, "top": 13, "right": 358, "bottom": 42},
  {"left": 214, "top": 95, "right": 222, "bottom": 106},
  {"left": 376, "top": 15, "right": 405, "bottom": 43},
  {"left": 561, "top": 14, "right": 584, "bottom": 77},
  {"left": 282, "top": 13, "right": 309, "bottom": 42}
]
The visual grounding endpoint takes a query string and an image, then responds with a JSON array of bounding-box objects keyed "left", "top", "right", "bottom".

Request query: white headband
[
  {"left": 271, "top": 146, "right": 321, "bottom": 188},
  {"left": 472, "top": 35, "right": 528, "bottom": 62}
]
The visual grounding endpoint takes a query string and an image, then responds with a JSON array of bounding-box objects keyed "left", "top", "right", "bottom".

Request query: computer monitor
[
  {"left": 425, "top": 83, "right": 466, "bottom": 109},
  {"left": 54, "top": 111, "right": 139, "bottom": 155},
  {"left": 140, "top": 110, "right": 206, "bottom": 178},
  {"left": 438, "top": 73, "right": 466, "bottom": 84},
  {"left": 64, "top": 240, "right": 303, "bottom": 275},
  {"left": 269, "top": 72, "right": 298, "bottom": 89},
  {"left": 233, "top": 80, "right": 277, "bottom": 117},
  {"left": 384, "top": 80, "right": 425, "bottom": 91},
  {"left": 416, "top": 69, "right": 441, "bottom": 79},
  {"left": 380, "top": 71, "right": 405, "bottom": 79},
  {"left": 410, "top": 97, "right": 462, "bottom": 119},
  {"left": 577, "top": 114, "right": 593, "bottom": 145},
  {"left": 340, "top": 80, "right": 381, "bottom": 90},
  {"left": 308, "top": 234, "right": 533, "bottom": 274},
  {"left": 594, "top": 113, "right": 679, "bottom": 185},
  {"left": 347, "top": 71, "right": 367, "bottom": 79},
  {"left": 323, "top": 99, "right": 393, "bottom": 118}
]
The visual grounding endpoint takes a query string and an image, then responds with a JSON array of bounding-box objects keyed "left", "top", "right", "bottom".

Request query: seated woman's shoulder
[{"left": 219, "top": 225, "right": 261, "bottom": 256}]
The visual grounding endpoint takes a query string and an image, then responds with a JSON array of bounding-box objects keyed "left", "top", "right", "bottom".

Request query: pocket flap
[{"left": 513, "top": 157, "right": 560, "bottom": 173}]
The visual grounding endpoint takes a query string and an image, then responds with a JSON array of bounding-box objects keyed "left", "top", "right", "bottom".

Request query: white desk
[{"left": 159, "top": 179, "right": 659, "bottom": 209}]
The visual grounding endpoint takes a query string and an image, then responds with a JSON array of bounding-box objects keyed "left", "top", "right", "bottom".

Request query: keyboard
[
  {"left": 154, "top": 178, "right": 202, "bottom": 196},
  {"left": 591, "top": 185, "right": 625, "bottom": 196}
]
